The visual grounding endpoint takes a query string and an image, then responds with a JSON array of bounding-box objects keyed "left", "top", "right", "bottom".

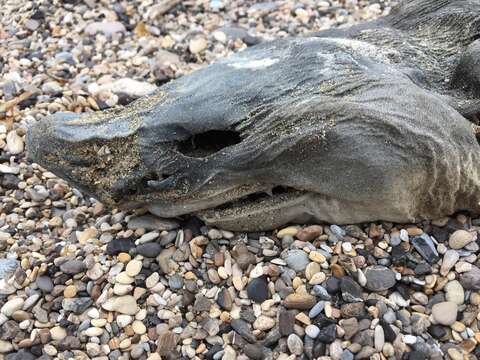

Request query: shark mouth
[{"left": 195, "top": 186, "right": 312, "bottom": 230}]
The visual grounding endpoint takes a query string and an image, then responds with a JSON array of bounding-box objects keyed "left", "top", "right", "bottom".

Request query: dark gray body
[{"left": 27, "top": 0, "right": 480, "bottom": 230}]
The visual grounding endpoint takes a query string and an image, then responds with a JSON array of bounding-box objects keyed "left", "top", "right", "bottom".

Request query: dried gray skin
[{"left": 27, "top": 0, "right": 480, "bottom": 231}]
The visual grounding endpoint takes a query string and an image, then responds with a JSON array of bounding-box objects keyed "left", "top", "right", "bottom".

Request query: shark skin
[{"left": 27, "top": 0, "right": 480, "bottom": 231}]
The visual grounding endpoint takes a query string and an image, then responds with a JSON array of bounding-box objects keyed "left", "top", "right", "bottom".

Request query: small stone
[
  {"left": 309, "top": 272, "right": 326, "bottom": 285},
  {"left": 84, "top": 327, "right": 103, "bottom": 337},
  {"left": 63, "top": 285, "right": 77, "bottom": 298},
  {"left": 403, "top": 334, "right": 417, "bottom": 344},
  {"left": 247, "top": 276, "right": 269, "bottom": 303},
  {"left": 132, "top": 320, "right": 146, "bottom": 334},
  {"left": 279, "top": 309, "right": 295, "bottom": 336},
  {"left": 102, "top": 296, "right": 139, "bottom": 315},
  {"left": 24, "top": 19, "right": 40, "bottom": 31},
  {"left": 431, "top": 301, "right": 458, "bottom": 325},
  {"left": 107, "top": 238, "right": 135, "bottom": 255},
  {"left": 193, "top": 295, "right": 212, "bottom": 312},
  {"left": 305, "top": 324, "right": 320, "bottom": 338},
  {"left": 217, "top": 288, "right": 233, "bottom": 311},
  {"left": 277, "top": 226, "right": 298, "bottom": 238},
  {"left": 62, "top": 297, "right": 93, "bottom": 314},
  {"left": 340, "top": 277, "right": 363, "bottom": 302},
  {"left": 297, "top": 225, "right": 323, "bottom": 242},
  {"left": 309, "top": 251, "right": 326, "bottom": 263},
  {"left": 460, "top": 266, "right": 480, "bottom": 290},
  {"left": 309, "top": 301, "right": 325, "bottom": 318},
  {"left": 157, "top": 331, "right": 177, "bottom": 355},
  {"left": 341, "top": 303, "right": 366, "bottom": 318},
  {"left": 6, "top": 131, "right": 24, "bottom": 155},
  {"left": 85, "top": 21, "right": 126, "bottom": 35},
  {"left": 411, "top": 234, "right": 440, "bottom": 263},
  {"left": 317, "top": 323, "right": 336, "bottom": 342},
  {"left": 382, "top": 343, "right": 395, "bottom": 357},
  {"left": 136, "top": 243, "right": 162, "bottom": 257},
  {"left": 374, "top": 325, "right": 385, "bottom": 352},
  {"left": 287, "top": 334, "right": 303, "bottom": 355},
  {"left": 36, "top": 276, "right": 53, "bottom": 292},
  {"left": 60, "top": 260, "right": 86, "bottom": 274},
  {"left": 232, "top": 244, "right": 255, "bottom": 270},
  {"left": 440, "top": 250, "right": 459, "bottom": 276},
  {"left": 364, "top": 266, "right": 396, "bottom": 291},
  {"left": 243, "top": 344, "right": 264, "bottom": 360},
  {"left": 50, "top": 326, "right": 67, "bottom": 340},
  {"left": 341, "top": 318, "right": 359, "bottom": 339},
  {"left": 312, "top": 285, "right": 331, "bottom": 300},
  {"left": 283, "top": 250, "right": 310, "bottom": 272},
  {"left": 447, "top": 348, "right": 464, "bottom": 360},
  {"left": 231, "top": 319, "right": 255, "bottom": 342},
  {"left": 128, "top": 215, "right": 179, "bottom": 231},
  {"left": 449, "top": 230, "right": 474, "bottom": 249},
  {"left": 126, "top": 260, "right": 142, "bottom": 277},
  {"left": 305, "top": 262, "right": 320, "bottom": 280},
  {"left": 136, "top": 231, "right": 160, "bottom": 244},
  {"left": 189, "top": 37, "right": 208, "bottom": 53},
  {"left": 253, "top": 315, "right": 275, "bottom": 331},
  {"left": 445, "top": 280, "right": 464, "bottom": 305},
  {"left": 116, "top": 272, "right": 134, "bottom": 284},
  {"left": 1, "top": 298, "right": 24, "bottom": 316},
  {"left": 86, "top": 263, "right": 104, "bottom": 280},
  {"left": 284, "top": 293, "right": 316, "bottom": 310}
]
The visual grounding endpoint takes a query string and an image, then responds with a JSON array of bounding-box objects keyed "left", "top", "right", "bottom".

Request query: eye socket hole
[{"left": 178, "top": 130, "right": 241, "bottom": 158}]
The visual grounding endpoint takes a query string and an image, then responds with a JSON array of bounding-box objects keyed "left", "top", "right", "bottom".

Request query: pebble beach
[{"left": 2, "top": 1, "right": 480, "bottom": 360}]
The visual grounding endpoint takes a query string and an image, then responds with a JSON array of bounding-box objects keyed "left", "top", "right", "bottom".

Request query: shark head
[{"left": 27, "top": 1, "right": 480, "bottom": 231}]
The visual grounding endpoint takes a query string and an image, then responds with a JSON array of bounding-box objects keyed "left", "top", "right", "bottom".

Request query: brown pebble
[
  {"left": 297, "top": 225, "right": 323, "bottom": 242},
  {"left": 331, "top": 264, "right": 346, "bottom": 277},
  {"left": 157, "top": 331, "right": 177, "bottom": 355},
  {"left": 214, "top": 252, "right": 224, "bottom": 266},
  {"left": 284, "top": 293, "right": 316, "bottom": 310}
]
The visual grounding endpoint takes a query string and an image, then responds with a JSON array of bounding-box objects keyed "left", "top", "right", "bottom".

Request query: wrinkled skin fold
[{"left": 27, "top": 0, "right": 480, "bottom": 231}]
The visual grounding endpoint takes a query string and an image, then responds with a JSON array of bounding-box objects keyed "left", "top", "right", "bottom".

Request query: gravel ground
[{"left": 2, "top": 1, "right": 480, "bottom": 360}]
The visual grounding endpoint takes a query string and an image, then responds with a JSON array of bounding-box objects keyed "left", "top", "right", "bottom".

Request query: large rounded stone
[
  {"left": 364, "top": 266, "right": 396, "bottom": 291},
  {"left": 431, "top": 301, "right": 458, "bottom": 325}
]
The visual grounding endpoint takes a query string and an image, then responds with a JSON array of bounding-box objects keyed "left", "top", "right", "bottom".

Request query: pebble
[
  {"left": 1, "top": 298, "right": 24, "bottom": 316},
  {"left": 136, "top": 243, "right": 162, "bottom": 257},
  {"left": 431, "top": 301, "right": 458, "bottom": 325},
  {"left": 84, "top": 21, "right": 126, "bottom": 35},
  {"left": 125, "top": 259, "right": 142, "bottom": 277},
  {"left": 5, "top": 131, "right": 24, "bottom": 154},
  {"left": 36, "top": 276, "right": 53, "bottom": 292},
  {"left": 449, "top": 230, "right": 474, "bottom": 249},
  {"left": 284, "top": 293, "right": 316, "bottom": 309},
  {"left": 128, "top": 215, "right": 179, "bottom": 231},
  {"left": 189, "top": 37, "right": 208, "bottom": 54},
  {"left": 287, "top": 334, "right": 303, "bottom": 355},
  {"left": 102, "top": 296, "right": 139, "bottom": 315},
  {"left": 364, "top": 266, "right": 396, "bottom": 291},
  {"left": 246, "top": 276, "right": 269, "bottom": 303},
  {"left": 277, "top": 227, "right": 298, "bottom": 238},
  {"left": 50, "top": 326, "right": 67, "bottom": 340},
  {"left": 440, "top": 250, "right": 459, "bottom": 276},
  {"left": 308, "top": 300, "right": 325, "bottom": 318},
  {"left": 374, "top": 325, "right": 385, "bottom": 351},
  {"left": 460, "top": 266, "right": 480, "bottom": 290},
  {"left": 411, "top": 234, "right": 440, "bottom": 263},
  {"left": 444, "top": 280, "right": 464, "bottom": 305},
  {"left": 305, "top": 324, "right": 320, "bottom": 338},
  {"left": 340, "top": 277, "right": 363, "bottom": 302},
  {"left": 283, "top": 250, "right": 309, "bottom": 272},
  {"left": 60, "top": 259, "right": 86, "bottom": 275},
  {"left": 253, "top": 315, "right": 275, "bottom": 331}
]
